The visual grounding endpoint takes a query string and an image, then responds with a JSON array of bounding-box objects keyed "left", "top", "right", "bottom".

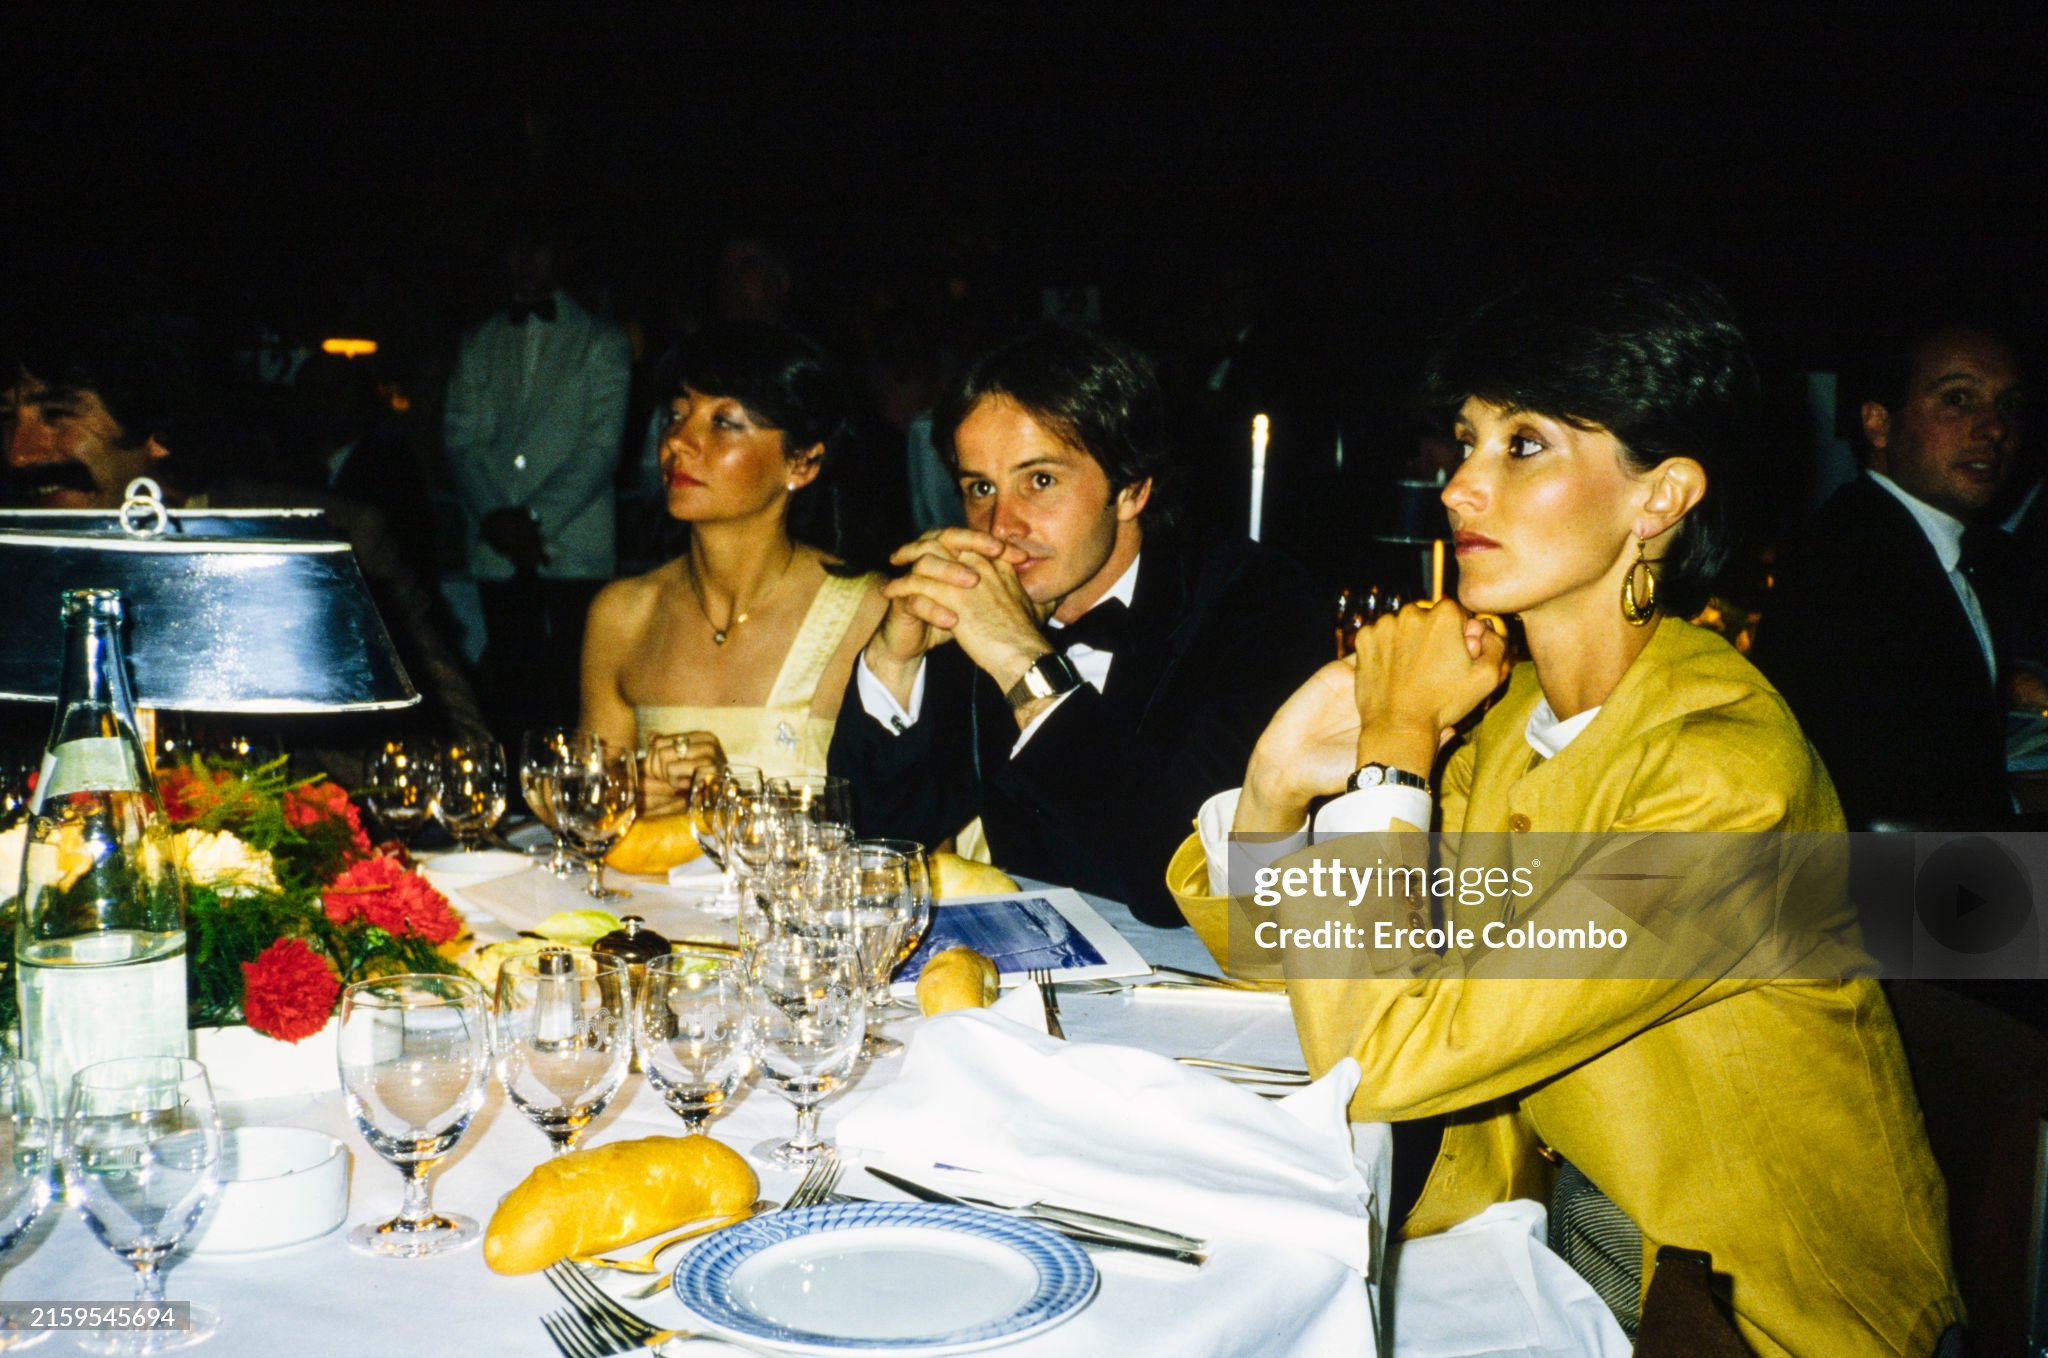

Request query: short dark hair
[
  {"left": 933, "top": 324, "right": 1174, "bottom": 519},
  {"left": 22, "top": 326, "right": 192, "bottom": 453},
  {"left": 671, "top": 319, "right": 850, "bottom": 461},
  {"left": 1420, "top": 261, "right": 1757, "bottom": 618},
  {"left": 1838, "top": 318, "right": 2022, "bottom": 442}
]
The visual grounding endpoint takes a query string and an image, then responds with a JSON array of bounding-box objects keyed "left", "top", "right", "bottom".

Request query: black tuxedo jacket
[
  {"left": 1752, "top": 474, "right": 2009, "bottom": 828},
  {"left": 829, "top": 533, "right": 1327, "bottom": 926}
]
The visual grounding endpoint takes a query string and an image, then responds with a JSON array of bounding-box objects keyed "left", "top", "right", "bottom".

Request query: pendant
[{"left": 712, "top": 630, "right": 728, "bottom": 645}]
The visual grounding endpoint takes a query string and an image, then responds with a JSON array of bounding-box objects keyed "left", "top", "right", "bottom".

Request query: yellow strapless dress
[{"left": 634, "top": 572, "right": 875, "bottom": 782}]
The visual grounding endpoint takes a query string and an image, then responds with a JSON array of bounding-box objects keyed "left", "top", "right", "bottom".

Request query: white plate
[
  {"left": 417, "top": 848, "right": 529, "bottom": 890},
  {"left": 673, "top": 1202, "right": 1097, "bottom": 1354}
]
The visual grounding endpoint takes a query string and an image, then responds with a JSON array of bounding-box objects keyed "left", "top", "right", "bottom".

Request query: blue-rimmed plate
[{"left": 671, "top": 1201, "right": 1099, "bottom": 1354}]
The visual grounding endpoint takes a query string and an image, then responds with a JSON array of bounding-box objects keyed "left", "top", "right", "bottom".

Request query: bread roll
[
  {"left": 606, "top": 812, "right": 704, "bottom": 874},
  {"left": 917, "top": 946, "right": 1000, "bottom": 1016},
  {"left": 483, "top": 1134, "right": 757, "bottom": 1273},
  {"left": 929, "top": 851, "right": 1018, "bottom": 899}
]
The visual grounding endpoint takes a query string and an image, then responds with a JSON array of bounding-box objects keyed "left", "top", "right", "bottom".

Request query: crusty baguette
[
  {"left": 917, "top": 946, "right": 1000, "bottom": 1016},
  {"left": 483, "top": 1134, "right": 757, "bottom": 1273},
  {"left": 606, "top": 812, "right": 705, "bottom": 874}
]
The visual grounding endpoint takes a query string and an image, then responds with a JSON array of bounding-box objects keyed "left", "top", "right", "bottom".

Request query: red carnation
[
  {"left": 157, "top": 766, "right": 224, "bottom": 823},
  {"left": 322, "top": 856, "right": 463, "bottom": 943},
  {"left": 241, "top": 938, "right": 341, "bottom": 1043},
  {"left": 285, "top": 781, "right": 373, "bottom": 857}
]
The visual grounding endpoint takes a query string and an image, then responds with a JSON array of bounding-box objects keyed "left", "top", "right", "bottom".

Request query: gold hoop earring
[{"left": 1621, "top": 537, "right": 1657, "bottom": 626}]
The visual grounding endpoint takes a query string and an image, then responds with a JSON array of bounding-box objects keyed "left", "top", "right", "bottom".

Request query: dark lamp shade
[{"left": 0, "top": 512, "right": 418, "bottom": 713}]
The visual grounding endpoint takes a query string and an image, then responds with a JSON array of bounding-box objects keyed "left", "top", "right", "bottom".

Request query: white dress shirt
[
  {"left": 857, "top": 555, "right": 1141, "bottom": 756},
  {"left": 1196, "top": 696, "right": 1604, "bottom": 895},
  {"left": 1867, "top": 470, "right": 1997, "bottom": 681}
]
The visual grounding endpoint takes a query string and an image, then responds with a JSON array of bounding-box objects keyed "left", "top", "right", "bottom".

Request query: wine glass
[
  {"left": 551, "top": 736, "right": 640, "bottom": 902},
  {"left": 768, "top": 775, "right": 853, "bottom": 835},
  {"left": 337, "top": 974, "right": 491, "bottom": 1258},
  {"left": 434, "top": 740, "right": 508, "bottom": 852},
  {"left": 703, "top": 763, "right": 764, "bottom": 915},
  {"left": 492, "top": 950, "right": 630, "bottom": 1156},
  {"left": 745, "top": 933, "right": 865, "bottom": 1170},
  {"left": 0, "top": 1060, "right": 53, "bottom": 1352},
  {"left": 854, "top": 838, "right": 934, "bottom": 1016},
  {"left": 365, "top": 738, "right": 439, "bottom": 848},
  {"left": 519, "top": 728, "right": 582, "bottom": 877},
  {"left": 637, "top": 950, "right": 754, "bottom": 1136},
  {"left": 839, "top": 846, "right": 916, "bottom": 1061},
  {"left": 62, "top": 1057, "right": 222, "bottom": 1354}
]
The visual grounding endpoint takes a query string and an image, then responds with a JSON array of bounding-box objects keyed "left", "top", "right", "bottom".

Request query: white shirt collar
[
  {"left": 1048, "top": 553, "right": 1141, "bottom": 632},
  {"left": 1868, "top": 469, "right": 1966, "bottom": 572},
  {"left": 1525, "top": 696, "right": 1602, "bottom": 759}
]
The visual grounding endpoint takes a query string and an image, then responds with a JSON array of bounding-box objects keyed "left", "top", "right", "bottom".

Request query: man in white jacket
[{"left": 444, "top": 232, "right": 631, "bottom": 738}]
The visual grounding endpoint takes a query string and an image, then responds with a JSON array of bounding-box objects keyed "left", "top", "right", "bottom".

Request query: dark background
[{"left": 6, "top": 3, "right": 2040, "bottom": 348}]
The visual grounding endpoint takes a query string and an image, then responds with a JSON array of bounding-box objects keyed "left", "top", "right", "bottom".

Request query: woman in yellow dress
[
  {"left": 580, "top": 321, "right": 884, "bottom": 813},
  {"left": 1170, "top": 263, "right": 1960, "bottom": 1355}
]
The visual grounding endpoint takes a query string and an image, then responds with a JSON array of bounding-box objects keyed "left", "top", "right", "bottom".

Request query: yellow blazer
[{"left": 1169, "top": 618, "right": 1959, "bottom": 1358}]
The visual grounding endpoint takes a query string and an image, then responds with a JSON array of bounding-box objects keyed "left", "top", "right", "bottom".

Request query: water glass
[
  {"left": 338, "top": 974, "right": 490, "bottom": 1257},
  {"left": 745, "top": 934, "right": 864, "bottom": 1170},
  {"left": 767, "top": 775, "right": 853, "bottom": 837},
  {"left": 551, "top": 736, "right": 640, "bottom": 901},
  {"left": 365, "top": 738, "right": 439, "bottom": 848},
  {"left": 856, "top": 839, "right": 934, "bottom": 1012},
  {"left": 703, "top": 763, "right": 764, "bottom": 915},
  {"left": 518, "top": 728, "right": 583, "bottom": 877},
  {"left": 637, "top": 950, "right": 753, "bottom": 1135},
  {"left": 434, "top": 740, "right": 508, "bottom": 851},
  {"left": 492, "top": 951, "right": 630, "bottom": 1156},
  {"left": 63, "top": 1057, "right": 222, "bottom": 1354},
  {"left": 0, "top": 1061, "right": 52, "bottom": 1352}
]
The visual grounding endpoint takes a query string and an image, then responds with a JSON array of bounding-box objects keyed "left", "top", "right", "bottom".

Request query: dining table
[{"left": 2, "top": 852, "right": 1625, "bottom": 1358}]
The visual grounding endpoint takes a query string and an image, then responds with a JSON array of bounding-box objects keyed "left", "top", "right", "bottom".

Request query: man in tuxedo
[
  {"left": 829, "top": 324, "right": 1326, "bottom": 925},
  {"left": 443, "top": 230, "right": 631, "bottom": 738},
  {"left": 1755, "top": 324, "right": 2025, "bottom": 828}
]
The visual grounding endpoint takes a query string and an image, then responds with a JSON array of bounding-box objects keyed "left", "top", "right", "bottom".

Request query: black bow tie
[
  {"left": 1052, "top": 598, "right": 1130, "bottom": 654},
  {"left": 506, "top": 297, "right": 558, "bottom": 325}
]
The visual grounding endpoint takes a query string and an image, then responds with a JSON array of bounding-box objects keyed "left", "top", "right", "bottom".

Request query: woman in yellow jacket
[{"left": 1171, "top": 263, "right": 1960, "bottom": 1356}]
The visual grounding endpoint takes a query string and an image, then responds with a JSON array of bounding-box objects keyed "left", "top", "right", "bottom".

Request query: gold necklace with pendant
[{"left": 685, "top": 547, "right": 795, "bottom": 645}]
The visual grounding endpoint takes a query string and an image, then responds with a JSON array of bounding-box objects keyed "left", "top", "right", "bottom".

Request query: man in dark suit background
[
  {"left": 830, "top": 324, "right": 1326, "bottom": 925},
  {"left": 1755, "top": 323, "right": 2025, "bottom": 828}
]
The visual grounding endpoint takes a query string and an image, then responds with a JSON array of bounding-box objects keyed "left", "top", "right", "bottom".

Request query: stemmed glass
[
  {"left": 701, "top": 764, "right": 764, "bottom": 915},
  {"left": 551, "top": 736, "right": 640, "bottom": 902},
  {"left": 62, "top": 1057, "right": 222, "bottom": 1354},
  {"left": 637, "top": 950, "right": 754, "bottom": 1135},
  {"left": 492, "top": 951, "right": 630, "bottom": 1157},
  {"left": 518, "top": 728, "right": 583, "bottom": 877},
  {"left": 337, "top": 974, "right": 491, "bottom": 1257},
  {"left": 767, "top": 775, "right": 853, "bottom": 838},
  {"left": 857, "top": 838, "right": 934, "bottom": 1013},
  {"left": 844, "top": 844, "right": 925, "bottom": 1058},
  {"left": 0, "top": 1060, "right": 53, "bottom": 1352},
  {"left": 434, "top": 740, "right": 509, "bottom": 852},
  {"left": 365, "top": 738, "right": 439, "bottom": 849},
  {"left": 745, "top": 933, "right": 865, "bottom": 1170}
]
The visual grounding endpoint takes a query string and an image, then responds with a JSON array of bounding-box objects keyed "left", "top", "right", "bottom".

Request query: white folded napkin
[
  {"left": 1389, "top": 1200, "right": 1630, "bottom": 1357},
  {"left": 837, "top": 990, "right": 1374, "bottom": 1273}
]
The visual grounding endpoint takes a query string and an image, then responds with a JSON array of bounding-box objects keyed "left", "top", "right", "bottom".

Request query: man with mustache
[
  {"left": 830, "top": 324, "right": 1325, "bottom": 925},
  {"left": 1756, "top": 323, "right": 2027, "bottom": 827},
  {"left": 2, "top": 330, "right": 184, "bottom": 509}
]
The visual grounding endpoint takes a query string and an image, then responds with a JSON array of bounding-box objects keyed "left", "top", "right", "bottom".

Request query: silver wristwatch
[
  {"left": 1348, "top": 762, "right": 1432, "bottom": 795},
  {"left": 1005, "top": 653, "right": 1083, "bottom": 709}
]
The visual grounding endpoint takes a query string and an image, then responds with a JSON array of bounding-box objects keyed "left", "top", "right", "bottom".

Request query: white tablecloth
[{"left": 4, "top": 864, "right": 1620, "bottom": 1357}]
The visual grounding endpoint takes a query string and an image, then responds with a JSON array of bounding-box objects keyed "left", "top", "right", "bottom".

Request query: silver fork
[
  {"left": 543, "top": 1264, "right": 685, "bottom": 1353},
  {"left": 1028, "top": 967, "right": 1066, "bottom": 1039},
  {"left": 618, "top": 1151, "right": 844, "bottom": 1300},
  {"left": 540, "top": 1307, "right": 616, "bottom": 1358}
]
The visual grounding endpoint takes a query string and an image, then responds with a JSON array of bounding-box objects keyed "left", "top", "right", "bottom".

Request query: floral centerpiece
[{"left": 0, "top": 755, "right": 468, "bottom": 1046}]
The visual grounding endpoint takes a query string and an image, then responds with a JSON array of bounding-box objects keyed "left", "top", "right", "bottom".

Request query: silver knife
[{"left": 866, "top": 1166, "right": 1208, "bottom": 1256}]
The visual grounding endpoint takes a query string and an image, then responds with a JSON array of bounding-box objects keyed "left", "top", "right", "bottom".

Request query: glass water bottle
[{"left": 15, "top": 589, "right": 187, "bottom": 1104}]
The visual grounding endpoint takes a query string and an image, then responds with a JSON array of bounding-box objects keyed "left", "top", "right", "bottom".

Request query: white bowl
[{"left": 188, "top": 1128, "right": 349, "bottom": 1254}]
